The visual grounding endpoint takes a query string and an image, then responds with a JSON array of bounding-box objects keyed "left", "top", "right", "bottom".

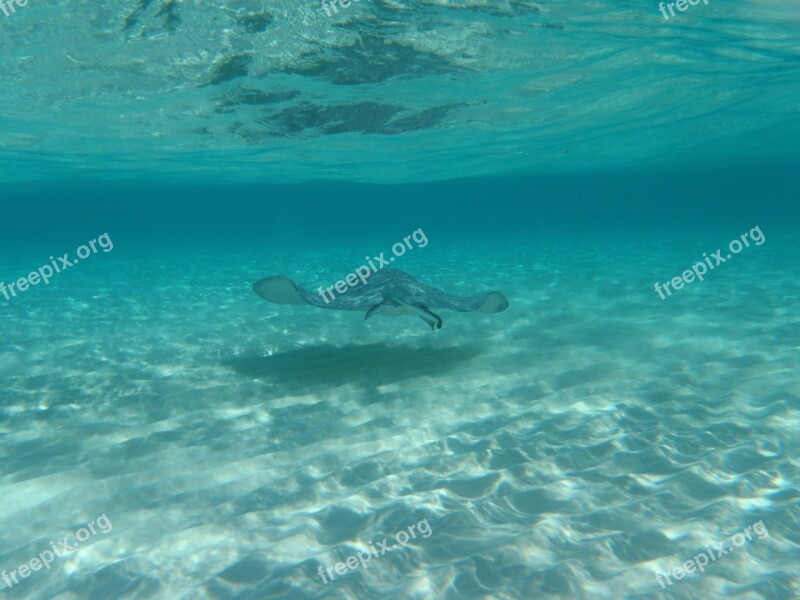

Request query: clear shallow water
[
  {"left": 1, "top": 2, "right": 800, "bottom": 600},
  {"left": 2, "top": 180, "right": 799, "bottom": 599}
]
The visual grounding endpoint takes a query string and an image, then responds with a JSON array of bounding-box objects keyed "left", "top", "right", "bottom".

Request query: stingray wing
[
  {"left": 253, "top": 276, "right": 381, "bottom": 311},
  {"left": 254, "top": 276, "right": 315, "bottom": 305},
  {"left": 402, "top": 278, "right": 509, "bottom": 313},
  {"left": 429, "top": 290, "right": 509, "bottom": 313}
]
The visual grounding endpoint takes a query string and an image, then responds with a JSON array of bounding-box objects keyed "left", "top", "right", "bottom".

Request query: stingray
[{"left": 253, "top": 268, "right": 509, "bottom": 331}]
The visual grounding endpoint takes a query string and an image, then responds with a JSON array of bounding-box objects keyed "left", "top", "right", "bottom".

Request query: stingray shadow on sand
[{"left": 223, "top": 343, "right": 483, "bottom": 395}]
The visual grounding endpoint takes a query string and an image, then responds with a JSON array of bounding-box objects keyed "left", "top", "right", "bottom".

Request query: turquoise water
[{"left": 1, "top": 2, "right": 800, "bottom": 600}]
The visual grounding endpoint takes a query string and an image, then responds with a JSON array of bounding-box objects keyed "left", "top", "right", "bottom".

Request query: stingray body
[{"left": 253, "top": 269, "right": 509, "bottom": 331}]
